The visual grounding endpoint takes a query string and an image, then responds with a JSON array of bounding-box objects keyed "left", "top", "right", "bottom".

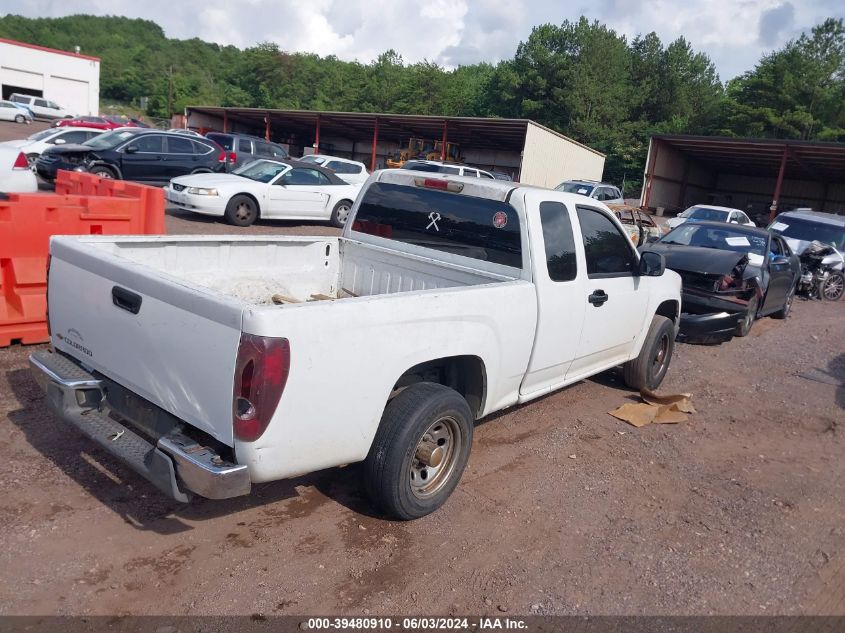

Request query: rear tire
[
  {"left": 772, "top": 285, "right": 795, "bottom": 319},
  {"left": 820, "top": 271, "right": 844, "bottom": 301},
  {"left": 330, "top": 199, "right": 353, "bottom": 228},
  {"left": 224, "top": 194, "right": 258, "bottom": 227},
  {"left": 623, "top": 315, "right": 675, "bottom": 391},
  {"left": 735, "top": 295, "right": 758, "bottom": 337},
  {"left": 363, "top": 382, "right": 473, "bottom": 520}
]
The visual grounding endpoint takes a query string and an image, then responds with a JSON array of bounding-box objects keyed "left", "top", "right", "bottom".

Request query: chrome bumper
[{"left": 29, "top": 350, "right": 250, "bottom": 502}]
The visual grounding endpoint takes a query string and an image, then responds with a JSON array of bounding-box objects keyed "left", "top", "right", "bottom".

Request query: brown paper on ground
[
  {"left": 640, "top": 388, "right": 696, "bottom": 413},
  {"left": 609, "top": 391, "right": 695, "bottom": 427}
]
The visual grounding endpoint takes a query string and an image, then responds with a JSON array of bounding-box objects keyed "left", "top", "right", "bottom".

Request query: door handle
[
  {"left": 112, "top": 286, "right": 142, "bottom": 314},
  {"left": 588, "top": 290, "right": 609, "bottom": 307}
]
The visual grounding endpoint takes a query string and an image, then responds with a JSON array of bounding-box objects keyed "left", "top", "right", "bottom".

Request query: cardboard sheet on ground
[{"left": 609, "top": 389, "right": 695, "bottom": 427}]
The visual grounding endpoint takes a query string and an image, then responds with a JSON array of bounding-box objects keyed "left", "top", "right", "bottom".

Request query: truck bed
[{"left": 47, "top": 235, "right": 529, "bottom": 452}]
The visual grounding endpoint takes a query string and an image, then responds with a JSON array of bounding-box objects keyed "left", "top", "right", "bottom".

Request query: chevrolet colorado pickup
[{"left": 31, "top": 169, "right": 682, "bottom": 519}]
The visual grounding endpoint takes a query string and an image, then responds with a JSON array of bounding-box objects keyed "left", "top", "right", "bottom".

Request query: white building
[{"left": 0, "top": 38, "right": 100, "bottom": 116}]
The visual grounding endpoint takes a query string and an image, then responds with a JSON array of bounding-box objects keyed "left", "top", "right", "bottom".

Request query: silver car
[{"left": 555, "top": 179, "right": 624, "bottom": 205}]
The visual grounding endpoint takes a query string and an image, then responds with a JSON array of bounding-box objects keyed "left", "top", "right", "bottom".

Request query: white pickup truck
[{"left": 31, "top": 170, "right": 682, "bottom": 519}]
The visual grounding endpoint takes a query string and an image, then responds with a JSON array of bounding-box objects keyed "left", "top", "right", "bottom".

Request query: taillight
[
  {"left": 217, "top": 149, "right": 226, "bottom": 163},
  {"left": 228, "top": 152, "right": 237, "bottom": 163},
  {"left": 233, "top": 333, "right": 290, "bottom": 442},
  {"left": 13, "top": 152, "right": 28, "bottom": 169}
]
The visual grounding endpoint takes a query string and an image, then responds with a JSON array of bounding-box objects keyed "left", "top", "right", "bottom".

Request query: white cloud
[{"left": 0, "top": 0, "right": 842, "bottom": 78}]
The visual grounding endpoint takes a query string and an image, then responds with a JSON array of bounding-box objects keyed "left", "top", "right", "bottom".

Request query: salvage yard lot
[{"left": 0, "top": 207, "right": 843, "bottom": 616}]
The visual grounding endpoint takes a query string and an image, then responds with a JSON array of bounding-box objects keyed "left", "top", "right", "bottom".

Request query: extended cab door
[
  {"left": 565, "top": 204, "right": 649, "bottom": 380},
  {"left": 519, "top": 194, "right": 586, "bottom": 398}
]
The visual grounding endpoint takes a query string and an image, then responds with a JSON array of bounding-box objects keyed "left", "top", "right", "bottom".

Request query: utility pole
[{"left": 167, "top": 66, "right": 173, "bottom": 119}]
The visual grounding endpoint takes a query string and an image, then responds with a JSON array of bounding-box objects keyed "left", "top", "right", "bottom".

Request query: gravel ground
[{"left": 0, "top": 120, "right": 843, "bottom": 617}]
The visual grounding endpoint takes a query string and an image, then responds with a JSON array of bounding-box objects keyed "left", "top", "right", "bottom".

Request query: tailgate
[{"left": 47, "top": 237, "right": 243, "bottom": 446}]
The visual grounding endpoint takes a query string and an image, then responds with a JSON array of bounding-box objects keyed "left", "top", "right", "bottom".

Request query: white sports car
[{"left": 165, "top": 159, "right": 364, "bottom": 227}]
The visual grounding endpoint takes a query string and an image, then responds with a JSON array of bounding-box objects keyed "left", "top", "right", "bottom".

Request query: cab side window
[
  {"left": 540, "top": 202, "right": 577, "bottom": 282},
  {"left": 576, "top": 205, "right": 637, "bottom": 277}
]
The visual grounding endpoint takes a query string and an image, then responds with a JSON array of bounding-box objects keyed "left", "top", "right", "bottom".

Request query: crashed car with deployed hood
[{"left": 644, "top": 221, "right": 800, "bottom": 343}]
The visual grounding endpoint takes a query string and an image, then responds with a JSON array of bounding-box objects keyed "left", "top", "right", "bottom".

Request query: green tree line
[{"left": 1, "top": 14, "right": 843, "bottom": 194}]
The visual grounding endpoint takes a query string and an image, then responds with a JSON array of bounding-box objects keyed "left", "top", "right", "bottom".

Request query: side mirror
[
  {"left": 639, "top": 251, "right": 666, "bottom": 277},
  {"left": 124, "top": 145, "right": 138, "bottom": 154},
  {"left": 53, "top": 138, "right": 66, "bottom": 145}
]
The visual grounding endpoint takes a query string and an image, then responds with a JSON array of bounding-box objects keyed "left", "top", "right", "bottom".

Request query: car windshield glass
[
  {"left": 29, "top": 129, "right": 56, "bottom": 141},
  {"left": 300, "top": 155, "right": 326, "bottom": 164},
  {"left": 233, "top": 160, "right": 289, "bottom": 183},
  {"left": 660, "top": 224, "right": 767, "bottom": 256},
  {"left": 556, "top": 182, "right": 594, "bottom": 196},
  {"left": 682, "top": 207, "right": 730, "bottom": 221},
  {"left": 206, "top": 134, "right": 233, "bottom": 151},
  {"left": 84, "top": 130, "right": 137, "bottom": 149},
  {"left": 770, "top": 216, "right": 845, "bottom": 251}
]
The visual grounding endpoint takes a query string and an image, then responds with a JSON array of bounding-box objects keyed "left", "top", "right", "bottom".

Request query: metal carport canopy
[
  {"left": 186, "top": 106, "right": 533, "bottom": 152},
  {"left": 652, "top": 134, "right": 845, "bottom": 181}
]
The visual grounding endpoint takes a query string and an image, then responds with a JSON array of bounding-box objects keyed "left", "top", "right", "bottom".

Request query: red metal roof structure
[{"left": 0, "top": 37, "right": 100, "bottom": 62}]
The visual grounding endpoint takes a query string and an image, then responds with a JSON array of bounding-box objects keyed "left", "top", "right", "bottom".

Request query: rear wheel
[
  {"left": 820, "top": 271, "right": 844, "bottom": 301},
  {"left": 623, "top": 315, "right": 675, "bottom": 391},
  {"left": 14, "top": 114, "right": 25, "bottom": 124},
  {"left": 26, "top": 153, "right": 38, "bottom": 171},
  {"left": 735, "top": 295, "right": 758, "bottom": 337},
  {"left": 224, "top": 194, "right": 258, "bottom": 227},
  {"left": 772, "top": 285, "right": 795, "bottom": 319},
  {"left": 89, "top": 165, "right": 116, "bottom": 179},
  {"left": 363, "top": 382, "right": 473, "bottom": 520},
  {"left": 330, "top": 199, "right": 353, "bottom": 228}
]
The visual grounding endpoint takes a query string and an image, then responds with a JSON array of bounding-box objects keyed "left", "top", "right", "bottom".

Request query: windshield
[
  {"left": 556, "top": 182, "right": 594, "bottom": 196},
  {"left": 206, "top": 133, "right": 233, "bottom": 151},
  {"left": 769, "top": 216, "right": 845, "bottom": 251},
  {"left": 232, "top": 159, "right": 289, "bottom": 183},
  {"left": 300, "top": 155, "right": 326, "bottom": 165},
  {"left": 28, "top": 129, "right": 57, "bottom": 141},
  {"left": 660, "top": 224, "right": 767, "bottom": 257},
  {"left": 680, "top": 206, "right": 730, "bottom": 221},
  {"left": 84, "top": 130, "right": 138, "bottom": 150}
]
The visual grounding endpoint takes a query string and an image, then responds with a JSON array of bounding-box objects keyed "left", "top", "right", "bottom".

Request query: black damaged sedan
[{"left": 644, "top": 221, "right": 800, "bottom": 343}]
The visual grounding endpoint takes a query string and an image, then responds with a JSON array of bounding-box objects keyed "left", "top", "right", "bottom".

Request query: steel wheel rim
[
  {"left": 652, "top": 332, "right": 670, "bottom": 377},
  {"left": 336, "top": 204, "right": 351, "bottom": 225},
  {"left": 235, "top": 202, "right": 252, "bottom": 221},
  {"left": 824, "top": 275, "right": 844, "bottom": 300},
  {"left": 96, "top": 170, "right": 113, "bottom": 179},
  {"left": 409, "top": 416, "right": 461, "bottom": 499}
]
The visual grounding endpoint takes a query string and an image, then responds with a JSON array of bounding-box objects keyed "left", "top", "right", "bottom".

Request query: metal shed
[
  {"left": 184, "top": 106, "right": 605, "bottom": 187},
  {"left": 641, "top": 135, "right": 845, "bottom": 221}
]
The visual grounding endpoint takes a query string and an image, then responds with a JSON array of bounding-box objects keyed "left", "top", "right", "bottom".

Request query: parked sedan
[
  {"left": 645, "top": 221, "right": 800, "bottom": 343},
  {"left": 0, "top": 100, "right": 32, "bottom": 124},
  {"left": 36, "top": 129, "right": 227, "bottom": 184},
  {"left": 0, "top": 126, "right": 104, "bottom": 169},
  {"left": 0, "top": 146, "right": 38, "bottom": 192},
  {"left": 300, "top": 154, "right": 370, "bottom": 184},
  {"left": 164, "top": 159, "right": 362, "bottom": 227},
  {"left": 666, "top": 205, "right": 756, "bottom": 230}
]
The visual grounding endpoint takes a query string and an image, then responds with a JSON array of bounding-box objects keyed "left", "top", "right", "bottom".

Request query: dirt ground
[{"left": 1, "top": 119, "right": 844, "bottom": 616}]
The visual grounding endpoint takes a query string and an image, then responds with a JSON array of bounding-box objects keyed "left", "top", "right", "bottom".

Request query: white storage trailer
[{"left": 184, "top": 107, "right": 605, "bottom": 188}]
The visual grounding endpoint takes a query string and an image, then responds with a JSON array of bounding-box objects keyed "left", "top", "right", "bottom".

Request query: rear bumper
[{"left": 29, "top": 350, "right": 250, "bottom": 502}]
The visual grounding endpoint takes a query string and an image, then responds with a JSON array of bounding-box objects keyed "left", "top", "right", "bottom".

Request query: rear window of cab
[{"left": 352, "top": 182, "right": 522, "bottom": 268}]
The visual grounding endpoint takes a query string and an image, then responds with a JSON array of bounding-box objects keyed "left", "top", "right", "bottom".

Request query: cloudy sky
[{"left": 1, "top": 0, "right": 843, "bottom": 80}]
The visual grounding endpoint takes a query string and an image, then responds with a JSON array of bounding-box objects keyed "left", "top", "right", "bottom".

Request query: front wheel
[
  {"left": 734, "top": 295, "right": 758, "bottom": 337},
  {"left": 89, "top": 165, "right": 116, "bottom": 179},
  {"left": 26, "top": 153, "right": 38, "bottom": 171},
  {"left": 623, "top": 315, "right": 675, "bottom": 391},
  {"left": 330, "top": 199, "right": 353, "bottom": 228},
  {"left": 820, "top": 271, "right": 844, "bottom": 301},
  {"left": 224, "top": 194, "right": 259, "bottom": 227},
  {"left": 363, "top": 382, "right": 473, "bottom": 520},
  {"left": 14, "top": 114, "right": 25, "bottom": 124}
]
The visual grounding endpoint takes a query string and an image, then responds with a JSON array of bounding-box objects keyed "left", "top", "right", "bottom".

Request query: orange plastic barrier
[{"left": 0, "top": 174, "right": 164, "bottom": 347}]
